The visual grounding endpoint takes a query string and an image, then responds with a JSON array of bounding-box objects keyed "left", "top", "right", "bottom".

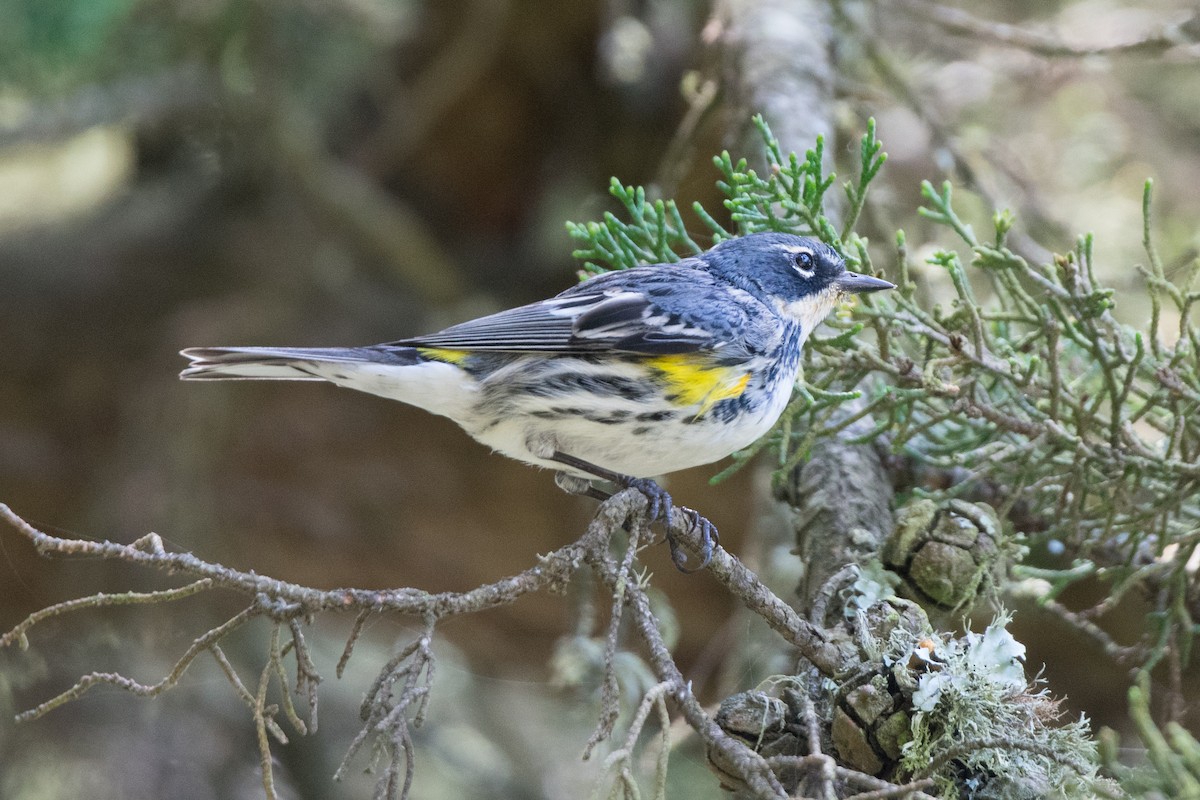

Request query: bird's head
[{"left": 699, "top": 232, "right": 894, "bottom": 331}]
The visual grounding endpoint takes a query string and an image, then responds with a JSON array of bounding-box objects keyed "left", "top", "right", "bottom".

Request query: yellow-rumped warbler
[{"left": 181, "top": 232, "right": 893, "bottom": 567}]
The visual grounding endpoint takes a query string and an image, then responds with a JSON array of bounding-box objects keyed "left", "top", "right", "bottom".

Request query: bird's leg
[
  {"left": 553, "top": 471, "right": 612, "bottom": 503},
  {"left": 550, "top": 452, "right": 718, "bottom": 571},
  {"left": 551, "top": 452, "right": 674, "bottom": 522}
]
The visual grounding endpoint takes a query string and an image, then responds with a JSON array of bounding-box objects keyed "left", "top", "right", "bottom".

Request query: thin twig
[
  {"left": 338, "top": 609, "right": 374, "bottom": 678},
  {"left": 585, "top": 517, "right": 647, "bottom": 757},
  {"left": 13, "top": 605, "right": 259, "bottom": 722},
  {"left": 587, "top": 544, "right": 789, "bottom": 799},
  {"left": 1, "top": 580, "right": 214, "bottom": 650},
  {"left": 898, "top": 0, "right": 1200, "bottom": 60}
]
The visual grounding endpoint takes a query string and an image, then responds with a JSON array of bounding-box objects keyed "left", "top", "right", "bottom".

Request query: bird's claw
[
  {"left": 622, "top": 477, "right": 673, "bottom": 527},
  {"left": 619, "top": 477, "right": 718, "bottom": 572},
  {"left": 668, "top": 507, "right": 719, "bottom": 573}
]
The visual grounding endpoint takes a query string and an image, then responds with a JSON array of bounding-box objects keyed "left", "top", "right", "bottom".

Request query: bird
[{"left": 180, "top": 232, "right": 894, "bottom": 569}]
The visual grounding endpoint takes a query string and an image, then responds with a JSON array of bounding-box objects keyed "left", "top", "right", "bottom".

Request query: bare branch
[
  {"left": 0, "top": 502, "right": 599, "bottom": 620},
  {"left": 0, "top": 490, "right": 885, "bottom": 796},
  {"left": 13, "top": 604, "right": 259, "bottom": 722},
  {"left": 270, "top": 624, "right": 310, "bottom": 737},
  {"left": 255, "top": 638, "right": 282, "bottom": 800},
  {"left": 662, "top": 505, "right": 846, "bottom": 676},
  {"left": 717, "top": 0, "right": 836, "bottom": 183},
  {"left": 1, "top": 579, "right": 213, "bottom": 650},
  {"left": 592, "top": 681, "right": 674, "bottom": 798},
  {"left": 586, "top": 543, "right": 789, "bottom": 799},
  {"left": 585, "top": 517, "right": 648, "bottom": 757},
  {"left": 338, "top": 608, "right": 374, "bottom": 678},
  {"left": 897, "top": 0, "right": 1200, "bottom": 60}
]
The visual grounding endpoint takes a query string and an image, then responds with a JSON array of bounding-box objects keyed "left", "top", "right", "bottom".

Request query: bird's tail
[{"left": 179, "top": 346, "right": 422, "bottom": 381}]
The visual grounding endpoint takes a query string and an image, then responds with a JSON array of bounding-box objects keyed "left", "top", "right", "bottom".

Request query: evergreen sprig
[
  {"left": 566, "top": 180, "right": 703, "bottom": 276},
  {"left": 1101, "top": 679, "right": 1200, "bottom": 796},
  {"left": 567, "top": 114, "right": 851, "bottom": 271},
  {"left": 568, "top": 120, "right": 1200, "bottom": 681}
]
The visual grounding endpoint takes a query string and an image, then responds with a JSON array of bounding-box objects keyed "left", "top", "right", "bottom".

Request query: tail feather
[{"left": 179, "top": 346, "right": 420, "bottom": 381}]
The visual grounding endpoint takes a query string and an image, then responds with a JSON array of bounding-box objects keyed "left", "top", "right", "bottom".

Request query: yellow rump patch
[
  {"left": 417, "top": 347, "right": 470, "bottom": 365},
  {"left": 647, "top": 355, "right": 751, "bottom": 416}
]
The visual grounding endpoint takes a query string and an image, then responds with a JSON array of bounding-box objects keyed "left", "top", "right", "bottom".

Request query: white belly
[
  {"left": 467, "top": 368, "right": 795, "bottom": 478},
  {"left": 316, "top": 350, "right": 799, "bottom": 480}
]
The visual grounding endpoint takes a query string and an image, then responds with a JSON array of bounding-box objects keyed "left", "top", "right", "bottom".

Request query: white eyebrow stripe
[{"left": 779, "top": 244, "right": 814, "bottom": 254}]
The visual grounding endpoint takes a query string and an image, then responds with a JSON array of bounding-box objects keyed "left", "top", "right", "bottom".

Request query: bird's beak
[{"left": 834, "top": 272, "right": 895, "bottom": 294}]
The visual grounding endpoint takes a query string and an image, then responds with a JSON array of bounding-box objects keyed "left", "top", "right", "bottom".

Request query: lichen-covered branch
[{"left": 2, "top": 484, "right": 864, "bottom": 799}]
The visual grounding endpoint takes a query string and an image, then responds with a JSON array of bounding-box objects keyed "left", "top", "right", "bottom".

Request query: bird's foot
[
  {"left": 617, "top": 477, "right": 718, "bottom": 573},
  {"left": 618, "top": 476, "right": 672, "bottom": 527},
  {"left": 671, "top": 507, "right": 719, "bottom": 572},
  {"left": 552, "top": 456, "right": 718, "bottom": 572}
]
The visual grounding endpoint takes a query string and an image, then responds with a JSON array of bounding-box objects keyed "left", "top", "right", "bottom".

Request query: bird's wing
[{"left": 393, "top": 265, "right": 764, "bottom": 357}]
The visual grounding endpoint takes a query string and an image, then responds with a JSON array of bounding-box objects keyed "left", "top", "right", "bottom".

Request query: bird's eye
[{"left": 793, "top": 251, "right": 815, "bottom": 275}]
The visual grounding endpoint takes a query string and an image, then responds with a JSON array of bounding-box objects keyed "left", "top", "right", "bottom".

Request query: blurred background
[{"left": 1, "top": 0, "right": 1198, "bottom": 797}]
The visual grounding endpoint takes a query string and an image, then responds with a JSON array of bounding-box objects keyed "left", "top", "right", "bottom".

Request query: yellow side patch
[
  {"left": 417, "top": 347, "right": 470, "bottom": 365},
  {"left": 647, "top": 355, "right": 751, "bottom": 416}
]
